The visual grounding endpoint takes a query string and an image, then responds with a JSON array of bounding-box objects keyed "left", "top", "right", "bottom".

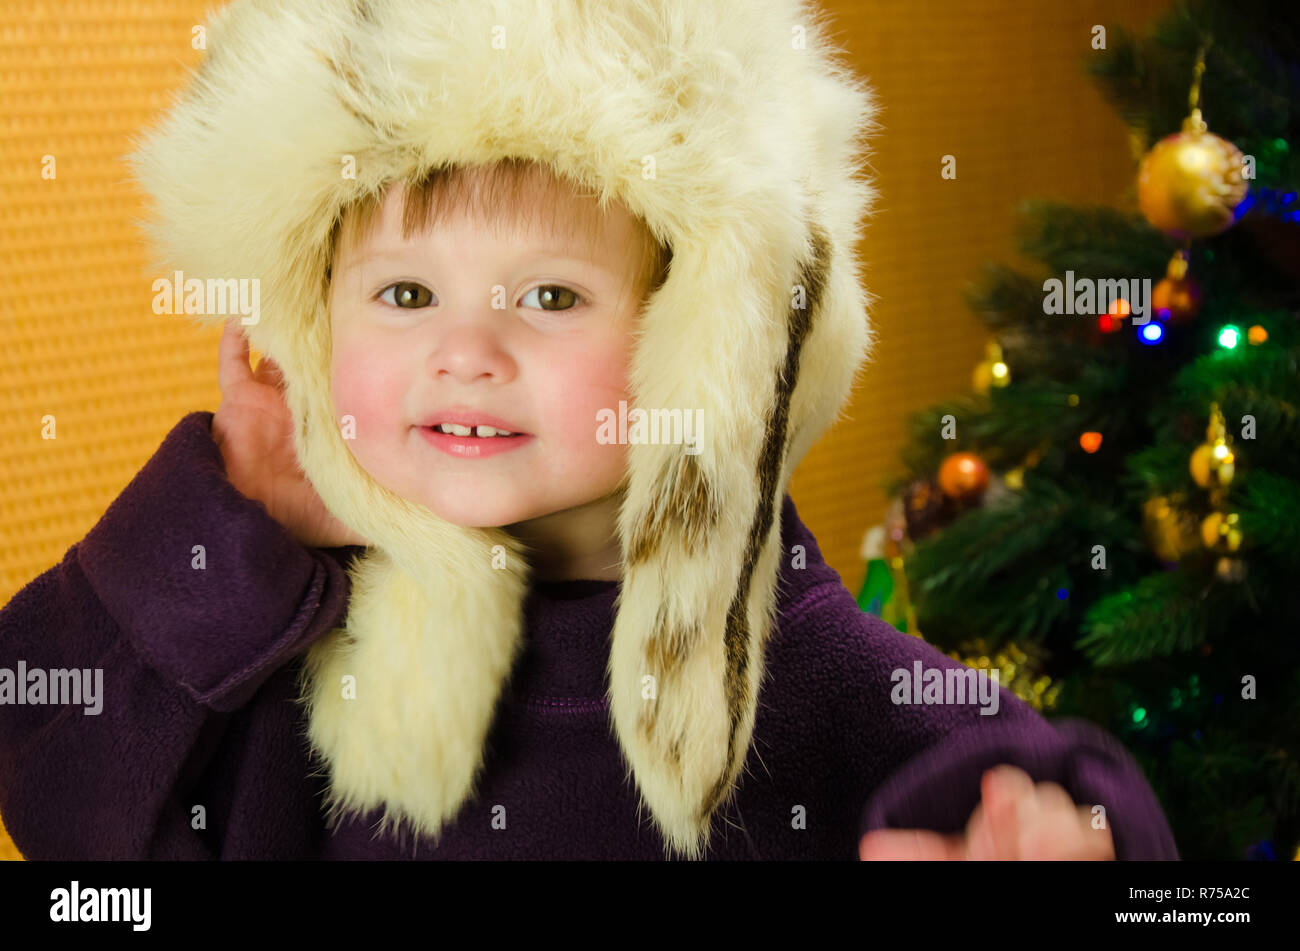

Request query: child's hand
[
  {"left": 212, "top": 320, "right": 370, "bottom": 550},
  {"left": 858, "top": 764, "right": 1115, "bottom": 860}
]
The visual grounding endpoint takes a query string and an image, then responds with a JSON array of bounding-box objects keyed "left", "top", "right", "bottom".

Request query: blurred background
[{"left": 4, "top": 0, "right": 1297, "bottom": 861}]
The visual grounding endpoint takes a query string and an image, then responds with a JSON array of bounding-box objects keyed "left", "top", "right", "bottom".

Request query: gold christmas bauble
[
  {"left": 1200, "top": 511, "right": 1243, "bottom": 554},
  {"left": 1137, "top": 112, "right": 1247, "bottom": 240},
  {"left": 972, "top": 342, "right": 1010, "bottom": 395},
  {"left": 1143, "top": 496, "right": 1200, "bottom": 563},
  {"left": 1189, "top": 440, "right": 1235, "bottom": 488}
]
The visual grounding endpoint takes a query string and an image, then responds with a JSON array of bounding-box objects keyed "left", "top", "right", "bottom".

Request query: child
[{"left": 0, "top": 0, "right": 1178, "bottom": 860}]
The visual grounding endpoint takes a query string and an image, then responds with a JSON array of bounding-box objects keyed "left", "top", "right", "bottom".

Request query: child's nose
[{"left": 427, "top": 322, "right": 517, "bottom": 384}]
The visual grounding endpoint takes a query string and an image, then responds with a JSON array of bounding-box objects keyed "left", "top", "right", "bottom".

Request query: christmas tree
[{"left": 865, "top": 0, "right": 1300, "bottom": 861}]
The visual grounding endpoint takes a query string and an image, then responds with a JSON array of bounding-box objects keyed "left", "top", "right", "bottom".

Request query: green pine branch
[
  {"left": 906, "top": 478, "right": 1146, "bottom": 648},
  {"left": 1012, "top": 202, "right": 1173, "bottom": 278},
  {"left": 1077, "top": 568, "right": 1222, "bottom": 665},
  {"left": 1237, "top": 470, "right": 1300, "bottom": 563}
]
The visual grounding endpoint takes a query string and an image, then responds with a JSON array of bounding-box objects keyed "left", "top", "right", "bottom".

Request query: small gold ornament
[
  {"left": 1200, "top": 511, "right": 1243, "bottom": 554},
  {"left": 1189, "top": 442, "right": 1235, "bottom": 488},
  {"left": 1143, "top": 495, "right": 1201, "bottom": 563},
  {"left": 1190, "top": 403, "right": 1235, "bottom": 488},
  {"left": 972, "top": 341, "right": 1011, "bottom": 395}
]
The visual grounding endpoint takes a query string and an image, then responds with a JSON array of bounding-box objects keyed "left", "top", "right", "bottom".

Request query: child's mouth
[{"left": 419, "top": 425, "right": 533, "bottom": 459}]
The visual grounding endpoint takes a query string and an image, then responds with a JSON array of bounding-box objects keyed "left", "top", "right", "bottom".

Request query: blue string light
[
  {"left": 1241, "top": 185, "right": 1300, "bottom": 223},
  {"left": 1140, "top": 322, "right": 1164, "bottom": 344}
]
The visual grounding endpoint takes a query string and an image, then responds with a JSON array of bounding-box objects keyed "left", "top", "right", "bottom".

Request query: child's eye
[
  {"left": 378, "top": 282, "right": 434, "bottom": 308},
  {"left": 375, "top": 281, "right": 583, "bottom": 312},
  {"left": 520, "top": 284, "right": 583, "bottom": 312}
]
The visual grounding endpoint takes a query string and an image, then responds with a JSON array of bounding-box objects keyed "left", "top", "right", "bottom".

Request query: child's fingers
[
  {"left": 859, "top": 828, "right": 966, "bottom": 861},
  {"left": 1010, "top": 779, "right": 1115, "bottom": 859},
  {"left": 1019, "top": 801, "right": 1112, "bottom": 860},
  {"left": 217, "top": 320, "right": 253, "bottom": 392},
  {"left": 1029, "top": 780, "right": 1076, "bottom": 817},
  {"left": 979, "top": 765, "right": 1035, "bottom": 859},
  {"left": 1017, "top": 783, "right": 1083, "bottom": 858},
  {"left": 963, "top": 800, "right": 996, "bottom": 859},
  {"left": 971, "top": 768, "right": 1116, "bottom": 860}
]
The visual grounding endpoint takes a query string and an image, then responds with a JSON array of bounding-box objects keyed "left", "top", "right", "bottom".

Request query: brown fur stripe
[
  {"left": 698, "top": 225, "right": 831, "bottom": 823},
  {"left": 626, "top": 451, "right": 718, "bottom": 566},
  {"left": 637, "top": 604, "right": 699, "bottom": 740},
  {"left": 313, "top": 45, "right": 382, "bottom": 135}
]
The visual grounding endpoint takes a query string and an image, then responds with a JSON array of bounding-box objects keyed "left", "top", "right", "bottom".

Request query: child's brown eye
[
  {"left": 379, "top": 282, "right": 433, "bottom": 308},
  {"left": 521, "top": 284, "right": 581, "bottom": 311}
]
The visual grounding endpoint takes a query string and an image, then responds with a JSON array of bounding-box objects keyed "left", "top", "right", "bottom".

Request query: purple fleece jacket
[{"left": 0, "top": 412, "right": 1179, "bottom": 860}]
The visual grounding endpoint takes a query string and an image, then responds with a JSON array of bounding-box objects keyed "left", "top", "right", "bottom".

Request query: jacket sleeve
[
  {"left": 0, "top": 411, "right": 357, "bottom": 859},
  {"left": 846, "top": 611, "right": 1180, "bottom": 861}
]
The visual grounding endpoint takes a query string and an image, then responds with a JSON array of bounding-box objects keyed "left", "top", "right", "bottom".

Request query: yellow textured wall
[
  {"left": 0, "top": 0, "right": 1169, "bottom": 859},
  {"left": 1, "top": 0, "right": 223, "bottom": 862}
]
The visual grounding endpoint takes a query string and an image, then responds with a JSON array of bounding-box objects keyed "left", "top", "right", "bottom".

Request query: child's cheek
[
  {"left": 330, "top": 337, "right": 409, "bottom": 453},
  {"left": 549, "top": 348, "right": 629, "bottom": 454}
]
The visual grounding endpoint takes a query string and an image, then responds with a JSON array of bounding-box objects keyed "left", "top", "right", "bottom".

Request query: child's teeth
[{"left": 434, "top": 423, "right": 516, "bottom": 437}]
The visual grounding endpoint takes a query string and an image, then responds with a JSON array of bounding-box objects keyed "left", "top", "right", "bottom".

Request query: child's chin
[{"left": 427, "top": 501, "right": 520, "bottom": 530}]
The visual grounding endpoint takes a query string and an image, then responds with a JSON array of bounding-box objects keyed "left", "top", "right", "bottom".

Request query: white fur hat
[{"left": 127, "top": 0, "right": 878, "bottom": 859}]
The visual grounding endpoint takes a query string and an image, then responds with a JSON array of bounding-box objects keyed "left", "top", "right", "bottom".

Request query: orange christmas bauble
[{"left": 937, "top": 452, "right": 990, "bottom": 501}]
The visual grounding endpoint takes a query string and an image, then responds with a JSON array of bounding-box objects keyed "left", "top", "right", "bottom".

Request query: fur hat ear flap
[
  {"left": 125, "top": 0, "right": 877, "bottom": 858},
  {"left": 289, "top": 315, "right": 538, "bottom": 847},
  {"left": 607, "top": 225, "right": 837, "bottom": 858}
]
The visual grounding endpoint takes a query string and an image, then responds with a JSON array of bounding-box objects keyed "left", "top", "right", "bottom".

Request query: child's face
[{"left": 328, "top": 180, "right": 641, "bottom": 531}]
